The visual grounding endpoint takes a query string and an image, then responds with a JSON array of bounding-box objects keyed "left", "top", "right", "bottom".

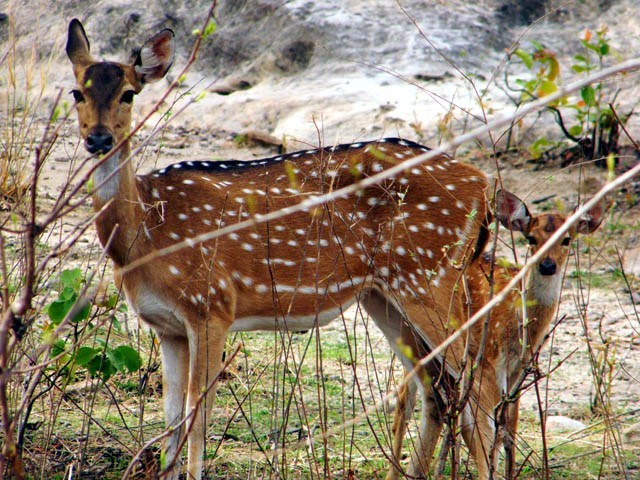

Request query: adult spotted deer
[
  {"left": 66, "top": 18, "right": 491, "bottom": 480},
  {"left": 387, "top": 190, "right": 604, "bottom": 480}
]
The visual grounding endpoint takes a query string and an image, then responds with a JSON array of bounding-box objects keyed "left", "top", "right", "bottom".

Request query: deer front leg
[
  {"left": 159, "top": 335, "right": 189, "bottom": 480},
  {"left": 185, "top": 318, "right": 229, "bottom": 480}
]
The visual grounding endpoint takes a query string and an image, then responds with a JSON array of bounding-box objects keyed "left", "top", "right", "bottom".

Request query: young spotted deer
[
  {"left": 66, "top": 19, "right": 490, "bottom": 480},
  {"left": 387, "top": 190, "right": 605, "bottom": 480}
]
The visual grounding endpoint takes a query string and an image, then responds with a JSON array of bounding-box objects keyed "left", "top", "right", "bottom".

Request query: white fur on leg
[{"left": 159, "top": 336, "right": 189, "bottom": 479}]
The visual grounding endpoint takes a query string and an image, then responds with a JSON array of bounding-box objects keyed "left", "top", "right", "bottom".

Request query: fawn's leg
[{"left": 503, "top": 398, "right": 520, "bottom": 479}]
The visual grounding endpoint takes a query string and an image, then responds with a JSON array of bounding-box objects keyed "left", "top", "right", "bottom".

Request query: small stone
[{"left": 546, "top": 416, "right": 587, "bottom": 434}]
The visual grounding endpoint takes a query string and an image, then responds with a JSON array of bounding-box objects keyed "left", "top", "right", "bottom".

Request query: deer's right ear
[
  {"left": 66, "top": 19, "right": 93, "bottom": 66},
  {"left": 134, "top": 29, "right": 175, "bottom": 84},
  {"left": 495, "top": 190, "right": 532, "bottom": 233},
  {"left": 575, "top": 200, "right": 606, "bottom": 234}
]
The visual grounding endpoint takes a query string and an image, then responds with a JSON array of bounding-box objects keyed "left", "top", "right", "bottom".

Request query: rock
[
  {"left": 623, "top": 422, "right": 640, "bottom": 448},
  {"left": 2, "top": 0, "right": 639, "bottom": 145},
  {"left": 622, "top": 245, "right": 640, "bottom": 278},
  {"left": 546, "top": 415, "right": 587, "bottom": 433},
  {"left": 4, "top": 3, "right": 640, "bottom": 176}
]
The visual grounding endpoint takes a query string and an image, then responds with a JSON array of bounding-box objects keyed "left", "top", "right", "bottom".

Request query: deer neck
[
  {"left": 91, "top": 143, "right": 145, "bottom": 266},
  {"left": 523, "top": 266, "right": 564, "bottom": 350}
]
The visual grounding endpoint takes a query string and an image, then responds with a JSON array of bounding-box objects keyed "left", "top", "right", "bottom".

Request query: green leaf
[
  {"left": 87, "top": 355, "right": 115, "bottom": 381},
  {"left": 51, "top": 339, "right": 67, "bottom": 358},
  {"left": 531, "top": 40, "right": 544, "bottom": 51},
  {"left": 528, "top": 137, "right": 551, "bottom": 159},
  {"left": 571, "top": 65, "right": 587, "bottom": 73},
  {"left": 202, "top": 20, "right": 217, "bottom": 39},
  {"left": 583, "top": 42, "right": 601, "bottom": 53},
  {"left": 107, "top": 345, "right": 142, "bottom": 373},
  {"left": 606, "top": 153, "right": 616, "bottom": 182},
  {"left": 70, "top": 301, "right": 91, "bottom": 323},
  {"left": 581, "top": 85, "right": 596, "bottom": 106},
  {"left": 111, "top": 316, "right": 122, "bottom": 332},
  {"left": 599, "top": 43, "right": 610, "bottom": 56},
  {"left": 573, "top": 54, "right": 587, "bottom": 63},
  {"left": 60, "top": 269, "right": 83, "bottom": 291},
  {"left": 537, "top": 79, "right": 558, "bottom": 97},
  {"left": 59, "top": 286, "right": 77, "bottom": 302},
  {"left": 48, "top": 298, "right": 74, "bottom": 324},
  {"left": 569, "top": 125, "right": 583, "bottom": 137},
  {"left": 75, "top": 347, "right": 99, "bottom": 366},
  {"left": 116, "top": 345, "right": 141, "bottom": 373},
  {"left": 514, "top": 49, "right": 533, "bottom": 69},
  {"left": 51, "top": 106, "right": 61, "bottom": 123}
]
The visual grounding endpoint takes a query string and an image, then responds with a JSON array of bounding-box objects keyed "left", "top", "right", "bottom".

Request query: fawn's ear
[
  {"left": 575, "top": 199, "right": 606, "bottom": 234},
  {"left": 66, "top": 19, "right": 93, "bottom": 66},
  {"left": 495, "top": 190, "right": 532, "bottom": 233},
  {"left": 133, "top": 29, "right": 175, "bottom": 84}
]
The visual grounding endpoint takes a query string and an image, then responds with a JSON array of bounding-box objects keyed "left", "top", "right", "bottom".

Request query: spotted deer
[
  {"left": 66, "top": 19, "right": 491, "bottom": 480},
  {"left": 387, "top": 190, "right": 605, "bottom": 480}
]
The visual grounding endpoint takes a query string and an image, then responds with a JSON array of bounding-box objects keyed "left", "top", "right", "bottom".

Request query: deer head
[{"left": 66, "top": 18, "right": 175, "bottom": 155}]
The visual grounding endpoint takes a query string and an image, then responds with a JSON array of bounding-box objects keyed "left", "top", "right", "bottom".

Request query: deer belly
[
  {"left": 231, "top": 301, "right": 356, "bottom": 332},
  {"left": 125, "top": 286, "right": 188, "bottom": 337}
]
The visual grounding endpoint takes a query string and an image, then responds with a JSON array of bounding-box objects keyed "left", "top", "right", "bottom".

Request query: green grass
[
  {"left": 567, "top": 268, "right": 625, "bottom": 289},
  {"left": 207, "top": 324, "right": 399, "bottom": 478}
]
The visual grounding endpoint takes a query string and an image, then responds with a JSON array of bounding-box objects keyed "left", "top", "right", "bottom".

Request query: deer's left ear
[
  {"left": 575, "top": 200, "right": 606, "bottom": 234},
  {"left": 134, "top": 29, "right": 175, "bottom": 84}
]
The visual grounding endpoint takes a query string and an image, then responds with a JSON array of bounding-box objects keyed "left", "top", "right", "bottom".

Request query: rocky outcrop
[{"left": 1, "top": 0, "right": 638, "bottom": 145}]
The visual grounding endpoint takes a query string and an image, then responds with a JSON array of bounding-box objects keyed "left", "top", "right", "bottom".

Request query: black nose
[
  {"left": 538, "top": 257, "right": 557, "bottom": 276},
  {"left": 85, "top": 132, "right": 113, "bottom": 154}
]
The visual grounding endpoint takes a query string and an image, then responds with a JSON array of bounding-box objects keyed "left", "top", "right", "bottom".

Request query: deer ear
[
  {"left": 134, "top": 29, "right": 175, "bottom": 84},
  {"left": 495, "top": 190, "right": 532, "bottom": 233},
  {"left": 66, "top": 19, "right": 93, "bottom": 66},
  {"left": 575, "top": 200, "right": 606, "bottom": 234}
]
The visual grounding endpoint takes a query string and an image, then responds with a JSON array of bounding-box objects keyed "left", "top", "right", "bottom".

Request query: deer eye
[
  {"left": 561, "top": 237, "right": 571, "bottom": 246},
  {"left": 120, "top": 90, "right": 135, "bottom": 104},
  {"left": 71, "top": 89, "right": 84, "bottom": 103},
  {"left": 525, "top": 235, "right": 538, "bottom": 245}
]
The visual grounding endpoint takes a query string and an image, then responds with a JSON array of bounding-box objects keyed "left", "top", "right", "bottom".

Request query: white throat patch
[{"left": 92, "top": 151, "right": 121, "bottom": 203}]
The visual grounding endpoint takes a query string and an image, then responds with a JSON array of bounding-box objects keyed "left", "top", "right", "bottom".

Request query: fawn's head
[
  {"left": 66, "top": 19, "right": 175, "bottom": 155},
  {"left": 495, "top": 190, "right": 604, "bottom": 277}
]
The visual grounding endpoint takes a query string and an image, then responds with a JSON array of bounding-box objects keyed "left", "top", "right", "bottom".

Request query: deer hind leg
[
  {"left": 389, "top": 380, "right": 416, "bottom": 479},
  {"left": 406, "top": 386, "right": 445, "bottom": 479},
  {"left": 185, "top": 318, "right": 229, "bottom": 480},
  {"left": 386, "top": 379, "right": 417, "bottom": 480},
  {"left": 361, "top": 290, "right": 445, "bottom": 479},
  {"left": 387, "top": 369, "right": 447, "bottom": 480}
]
